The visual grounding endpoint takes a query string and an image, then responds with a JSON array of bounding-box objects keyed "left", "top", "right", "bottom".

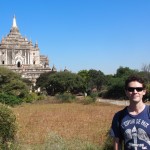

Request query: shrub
[
  {"left": 90, "top": 92, "right": 98, "bottom": 101},
  {"left": 0, "top": 93, "right": 22, "bottom": 106},
  {"left": 0, "top": 103, "right": 17, "bottom": 149},
  {"left": 55, "top": 93, "right": 76, "bottom": 103},
  {"left": 102, "top": 84, "right": 126, "bottom": 100},
  {"left": 82, "top": 93, "right": 98, "bottom": 105},
  {"left": 23, "top": 92, "right": 47, "bottom": 103},
  {"left": 83, "top": 96, "right": 95, "bottom": 105},
  {"left": 24, "top": 92, "right": 39, "bottom": 103}
]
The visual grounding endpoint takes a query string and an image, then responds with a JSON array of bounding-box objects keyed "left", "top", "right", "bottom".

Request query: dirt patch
[{"left": 97, "top": 98, "right": 129, "bottom": 106}]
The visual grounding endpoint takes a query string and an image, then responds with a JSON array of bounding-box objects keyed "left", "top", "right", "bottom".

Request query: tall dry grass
[{"left": 12, "top": 100, "right": 124, "bottom": 148}]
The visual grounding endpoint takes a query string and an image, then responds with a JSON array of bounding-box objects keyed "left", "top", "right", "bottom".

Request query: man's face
[{"left": 125, "top": 81, "right": 146, "bottom": 103}]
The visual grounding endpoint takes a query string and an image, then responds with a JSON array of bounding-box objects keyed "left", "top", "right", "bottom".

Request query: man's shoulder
[
  {"left": 115, "top": 107, "right": 128, "bottom": 118},
  {"left": 117, "top": 107, "right": 128, "bottom": 122},
  {"left": 112, "top": 107, "right": 128, "bottom": 125},
  {"left": 115, "top": 105, "right": 150, "bottom": 119}
]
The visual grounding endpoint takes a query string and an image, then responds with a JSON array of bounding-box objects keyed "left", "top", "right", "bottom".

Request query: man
[{"left": 111, "top": 75, "right": 150, "bottom": 150}]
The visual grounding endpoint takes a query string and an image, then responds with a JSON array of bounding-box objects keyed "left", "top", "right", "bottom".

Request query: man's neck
[{"left": 128, "top": 101, "right": 145, "bottom": 115}]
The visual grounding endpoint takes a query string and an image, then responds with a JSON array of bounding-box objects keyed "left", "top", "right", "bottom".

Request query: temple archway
[{"left": 17, "top": 61, "right": 21, "bottom": 67}]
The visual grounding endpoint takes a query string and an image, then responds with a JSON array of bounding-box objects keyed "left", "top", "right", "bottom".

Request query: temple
[{"left": 0, "top": 16, "right": 53, "bottom": 84}]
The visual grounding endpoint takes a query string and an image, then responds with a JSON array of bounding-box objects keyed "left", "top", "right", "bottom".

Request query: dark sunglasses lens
[
  {"left": 136, "top": 88, "right": 143, "bottom": 92},
  {"left": 127, "top": 87, "right": 143, "bottom": 92}
]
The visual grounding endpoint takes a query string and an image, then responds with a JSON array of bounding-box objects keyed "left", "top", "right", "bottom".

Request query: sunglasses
[{"left": 127, "top": 87, "right": 144, "bottom": 92}]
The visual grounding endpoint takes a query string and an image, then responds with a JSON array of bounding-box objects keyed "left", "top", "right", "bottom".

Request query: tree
[
  {"left": 77, "top": 70, "right": 89, "bottom": 82},
  {"left": 0, "top": 67, "right": 30, "bottom": 105},
  {"left": 88, "top": 69, "right": 106, "bottom": 91},
  {"left": 77, "top": 70, "right": 89, "bottom": 92},
  {"left": 37, "top": 71, "right": 86, "bottom": 95},
  {"left": 115, "top": 66, "right": 138, "bottom": 78},
  {"left": 141, "top": 64, "right": 150, "bottom": 83},
  {"left": 103, "top": 67, "right": 140, "bottom": 100},
  {"left": 36, "top": 71, "right": 55, "bottom": 91},
  {"left": 103, "top": 77, "right": 126, "bottom": 99}
]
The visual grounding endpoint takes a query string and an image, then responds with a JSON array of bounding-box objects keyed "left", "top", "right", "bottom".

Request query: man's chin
[{"left": 132, "top": 99, "right": 141, "bottom": 103}]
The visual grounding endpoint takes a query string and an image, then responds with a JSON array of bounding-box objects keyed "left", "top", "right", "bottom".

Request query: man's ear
[
  {"left": 143, "top": 90, "right": 148, "bottom": 103},
  {"left": 143, "top": 89, "right": 146, "bottom": 95}
]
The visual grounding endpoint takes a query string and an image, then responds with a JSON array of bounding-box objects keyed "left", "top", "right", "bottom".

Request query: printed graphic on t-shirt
[{"left": 122, "top": 119, "right": 150, "bottom": 149}]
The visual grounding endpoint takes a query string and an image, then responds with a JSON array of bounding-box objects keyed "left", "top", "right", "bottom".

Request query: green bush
[
  {"left": 55, "top": 93, "right": 76, "bottom": 103},
  {"left": 0, "top": 93, "right": 22, "bottom": 106},
  {"left": 23, "top": 92, "right": 47, "bottom": 103},
  {"left": 37, "top": 93, "right": 47, "bottom": 101},
  {"left": 83, "top": 96, "right": 95, "bottom": 105},
  {"left": 90, "top": 92, "right": 98, "bottom": 101},
  {"left": 23, "top": 92, "right": 38, "bottom": 103},
  {"left": 82, "top": 93, "right": 98, "bottom": 105},
  {"left": 0, "top": 103, "right": 17, "bottom": 149},
  {"left": 103, "top": 83, "right": 126, "bottom": 99}
]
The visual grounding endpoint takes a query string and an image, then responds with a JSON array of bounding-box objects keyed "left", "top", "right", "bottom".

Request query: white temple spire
[{"left": 12, "top": 15, "right": 17, "bottom": 28}]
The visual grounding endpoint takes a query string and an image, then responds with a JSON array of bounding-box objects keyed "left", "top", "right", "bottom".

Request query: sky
[{"left": 0, "top": 0, "right": 150, "bottom": 75}]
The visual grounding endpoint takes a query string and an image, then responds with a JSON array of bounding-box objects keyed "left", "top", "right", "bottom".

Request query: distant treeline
[
  {"left": 0, "top": 65, "right": 150, "bottom": 106},
  {"left": 36, "top": 65, "right": 150, "bottom": 101}
]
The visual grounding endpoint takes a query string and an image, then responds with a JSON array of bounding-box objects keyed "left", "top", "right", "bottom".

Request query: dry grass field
[{"left": 12, "top": 98, "right": 124, "bottom": 149}]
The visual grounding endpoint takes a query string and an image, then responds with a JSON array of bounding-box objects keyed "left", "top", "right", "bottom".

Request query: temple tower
[{"left": 0, "top": 16, "right": 52, "bottom": 83}]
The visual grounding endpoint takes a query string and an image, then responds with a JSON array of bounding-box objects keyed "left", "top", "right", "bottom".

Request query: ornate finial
[
  {"left": 35, "top": 41, "right": 38, "bottom": 47},
  {"left": 52, "top": 64, "right": 57, "bottom": 72},
  {"left": 12, "top": 15, "right": 18, "bottom": 28},
  {"left": 64, "top": 66, "right": 68, "bottom": 72}
]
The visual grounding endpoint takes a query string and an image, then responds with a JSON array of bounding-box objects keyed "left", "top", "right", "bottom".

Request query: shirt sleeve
[{"left": 110, "top": 112, "right": 121, "bottom": 138}]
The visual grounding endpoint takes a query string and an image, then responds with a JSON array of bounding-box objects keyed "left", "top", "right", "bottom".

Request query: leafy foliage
[
  {"left": 102, "top": 77, "right": 126, "bottom": 99},
  {"left": 103, "top": 67, "right": 140, "bottom": 99},
  {"left": 37, "top": 71, "right": 86, "bottom": 95},
  {"left": 115, "top": 66, "right": 138, "bottom": 78},
  {"left": 0, "top": 103, "right": 17, "bottom": 149},
  {"left": 36, "top": 65, "right": 150, "bottom": 100},
  {"left": 87, "top": 69, "right": 106, "bottom": 92},
  {"left": 0, "top": 67, "right": 30, "bottom": 105},
  {"left": 55, "top": 93, "right": 76, "bottom": 103},
  {"left": 36, "top": 72, "right": 55, "bottom": 91},
  {"left": 0, "top": 93, "right": 23, "bottom": 106}
]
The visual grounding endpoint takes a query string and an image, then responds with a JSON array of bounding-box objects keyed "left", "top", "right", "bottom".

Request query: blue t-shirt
[{"left": 111, "top": 105, "right": 150, "bottom": 150}]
